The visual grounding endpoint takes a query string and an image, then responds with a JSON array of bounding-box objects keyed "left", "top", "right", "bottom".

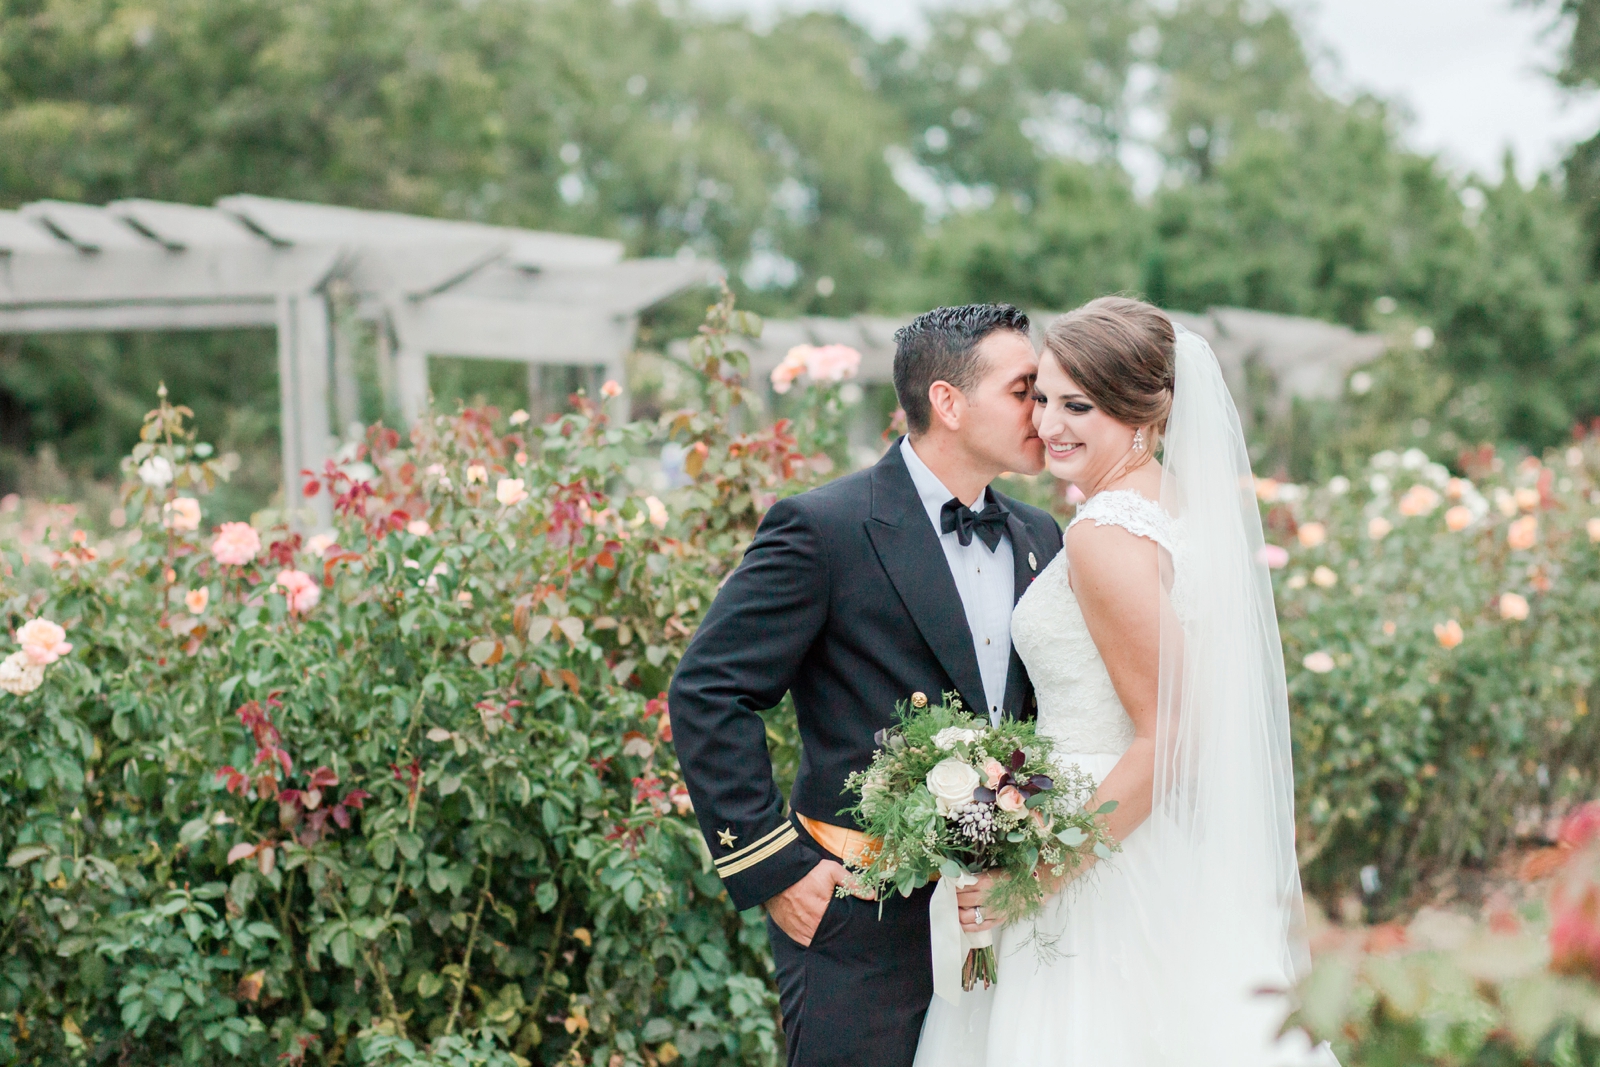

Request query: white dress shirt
[{"left": 900, "top": 438, "right": 1015, "bottom": 725}]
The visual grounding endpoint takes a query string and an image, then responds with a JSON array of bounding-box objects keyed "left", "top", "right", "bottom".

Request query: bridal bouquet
[{"left": 841, "top": 694, "right": 1118, "bottom": 996}]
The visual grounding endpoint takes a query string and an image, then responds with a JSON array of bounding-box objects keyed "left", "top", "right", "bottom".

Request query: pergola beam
[{"left": 0, "top": 196, "right": 716, "bottom": 530}]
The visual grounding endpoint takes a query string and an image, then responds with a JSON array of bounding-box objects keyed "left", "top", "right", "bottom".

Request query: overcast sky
[{"left": 703, "top": 0, "right": 1600, "bottom": 184}]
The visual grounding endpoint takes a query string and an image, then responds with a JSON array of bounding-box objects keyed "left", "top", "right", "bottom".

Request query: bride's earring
[{"left": 1132, "top": 429, "right": 1145, "bottom": 452}]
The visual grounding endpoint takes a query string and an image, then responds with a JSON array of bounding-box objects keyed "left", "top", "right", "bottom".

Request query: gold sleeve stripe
[
  {"left": 715, "top": 825, "right": 799, "bottom": 878},
  {"left": 713, "top": 822, "right": 793, "bottom": 867}
]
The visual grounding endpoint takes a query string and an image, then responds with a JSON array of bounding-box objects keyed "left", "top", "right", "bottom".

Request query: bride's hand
[{"left": 956, "top": 871, "right": 1005, "bottom": 933}]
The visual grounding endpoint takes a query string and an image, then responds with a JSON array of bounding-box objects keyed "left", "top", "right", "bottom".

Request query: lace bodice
[{"left": 1012, "top": 490, "right": 1183, "bottom": 756}]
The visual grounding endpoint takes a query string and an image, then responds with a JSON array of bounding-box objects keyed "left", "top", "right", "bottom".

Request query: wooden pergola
[{"left": 0, "top": 196, "right": 714, "bottom": 525}]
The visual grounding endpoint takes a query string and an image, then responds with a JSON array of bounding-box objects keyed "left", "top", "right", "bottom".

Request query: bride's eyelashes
[{"left": 1029, "top": 394, "right": 1093, "bottom": 416}]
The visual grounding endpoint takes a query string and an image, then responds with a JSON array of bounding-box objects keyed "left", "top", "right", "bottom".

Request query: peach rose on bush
[
  {"left": 1434, "top": 619, "right": 1464, "bottom": 649},
  {"left": 496, "top": 478, "right": 528, "bottom": 507},
  {"left": 16, "top": 619, "right": 72, "bottom": 665},
  {"left": 1508, "top": 515, "right": 1538, "bottom": 551},
  {"left": 274, "top": 569, "right": 321, "bottom": 615},
  {"left": 162, "top": 497, "right": 201, "bottom": 533},
  {"left": 211, "top": 522, "right": 261, "bottom": 566}
]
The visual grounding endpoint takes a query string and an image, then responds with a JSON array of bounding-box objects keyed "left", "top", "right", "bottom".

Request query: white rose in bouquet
[
  {"left": 926, "top": 757, "right": 981, "bottom": 816},
  {"left": 932, "top": 726, "right": 982, "bottom": 751}
]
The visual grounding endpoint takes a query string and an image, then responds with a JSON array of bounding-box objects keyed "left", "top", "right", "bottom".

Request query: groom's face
[{"left": 956, "top": 330, "right": 1046, "bottom": 476}]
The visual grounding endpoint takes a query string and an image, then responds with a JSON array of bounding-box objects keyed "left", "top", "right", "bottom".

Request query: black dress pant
[{"left": 766, "top": 843, "right": 935, "bottom": 1067}]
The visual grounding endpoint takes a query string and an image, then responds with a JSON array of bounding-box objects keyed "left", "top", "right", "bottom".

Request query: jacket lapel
[
  {"left": 1000, "top": 505, "right": 1037, "bottom": 718},
  {"left": 864, "top": 441, "right": 987, "bottom": 714}
]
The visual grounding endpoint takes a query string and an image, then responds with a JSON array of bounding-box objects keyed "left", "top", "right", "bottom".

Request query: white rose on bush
[
  {"left": 925, "top": 756, "right": 981, "bottom": 815},
  {"left": 0, "top": 651, "right": 44, "bottom": 696},
  {"left": 932, "top": 726, "right": 982, "bottom": 751}
]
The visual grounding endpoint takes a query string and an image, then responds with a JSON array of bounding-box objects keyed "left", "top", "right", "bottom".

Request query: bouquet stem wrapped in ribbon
[{"left": 842, "top": 695, "right": 1119, "bottom": 1004}]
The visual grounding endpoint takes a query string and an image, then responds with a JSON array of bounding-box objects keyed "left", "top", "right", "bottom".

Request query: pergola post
[
  {"left": 396, "top": 342, "right": 429, "bottom": 426},
  {"left": 275, "top": 292, "right": 334, "bottom": 530}
]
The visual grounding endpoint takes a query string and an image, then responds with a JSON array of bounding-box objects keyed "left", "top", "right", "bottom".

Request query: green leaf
[
  {"left": 416, "top": 972, "right": 444, "bottom": 998},
  {"left": 6, "top": 845, "right": 51, "bottom": 868},
  {"left": 667, "top": 969, "right": 699, "bottom": 1008},
  {"left": 330, "top": 929, "right": 354, "bottom": 967},
  {"left": 396, "top": 833, "right": 423, "bottom": 861},
  {"left": 535, "top": 883, "right": 559, "bottom": 913},
  {"left": 1093, "top": 842, "right": 1114, "bottom": 861},
  {"left": 1095, "top": 800, "right": 1119, "bottom": 815}
]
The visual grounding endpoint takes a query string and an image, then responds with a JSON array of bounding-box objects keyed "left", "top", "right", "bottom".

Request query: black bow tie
[{"left": 940, "top": 494, "right": 1010, "bottom": 551}]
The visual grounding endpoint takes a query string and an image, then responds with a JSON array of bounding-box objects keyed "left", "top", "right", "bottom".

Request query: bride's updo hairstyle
[{"left": 1042, "top": 296, "right": 1177, "bottom": 450}]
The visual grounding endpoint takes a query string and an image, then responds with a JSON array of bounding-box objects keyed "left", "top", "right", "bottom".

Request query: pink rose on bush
[
  {"left": 996, "top": 785, "right": 1025, "bottom": 813},
  {"left": 16, "top": 619, "right": 72, "bottom": 665},
  {"left": 803, "top": 344, "right": 860, "bottom": 383},
  {"left": 274, "top": 569, "right": 321, "bottom": 615},
  {"left": 1560, "top": 802, "right": 1600, "bottom": 850},
  {"left": 212, "top": 522, "right": 261, "bottom": 566}
]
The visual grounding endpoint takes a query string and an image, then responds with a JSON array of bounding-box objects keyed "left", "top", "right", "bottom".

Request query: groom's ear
[{"left": 926, "top": 380, "right": 967, "bottom": 433}]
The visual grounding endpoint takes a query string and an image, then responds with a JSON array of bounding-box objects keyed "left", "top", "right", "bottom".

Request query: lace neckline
[{"left": 1067, "top": 489, "right": 1180, "bottom": 555}]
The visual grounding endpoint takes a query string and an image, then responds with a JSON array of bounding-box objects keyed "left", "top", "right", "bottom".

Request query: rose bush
[
  {"left": 1260, "top": 439, "right": 1600, "bottom": 908},
  {"left": 0, "top": 292, "right": 836, "bottom": 1066}
]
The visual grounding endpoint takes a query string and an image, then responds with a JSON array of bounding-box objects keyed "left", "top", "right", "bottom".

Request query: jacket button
[{"left": 911, "top": 692, "right": 928, "bottom": 708}]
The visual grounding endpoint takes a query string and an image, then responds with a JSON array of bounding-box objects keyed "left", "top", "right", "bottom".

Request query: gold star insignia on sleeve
[{"left": 717, "top": 828, "right": 737, "bottom": 849}]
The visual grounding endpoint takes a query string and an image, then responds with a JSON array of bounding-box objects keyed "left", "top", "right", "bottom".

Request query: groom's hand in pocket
[
  {"left": 766, "top": 860, "right": 873, "bottom": 946},
  {"left": 957, "top": 871, "right": 1004, "bottom": 933}
]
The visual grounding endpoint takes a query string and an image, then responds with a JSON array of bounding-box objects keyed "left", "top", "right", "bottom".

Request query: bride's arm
[{"left": 1066, "top": 519, "right": 1165, "bottom": 846}]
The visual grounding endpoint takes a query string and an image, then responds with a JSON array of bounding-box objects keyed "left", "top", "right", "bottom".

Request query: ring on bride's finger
[{"left": 973, "top": 906, "right": 984, "bottom": 925}]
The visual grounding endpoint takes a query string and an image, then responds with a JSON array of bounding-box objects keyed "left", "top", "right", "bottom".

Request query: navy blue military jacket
[{"left": 667, "top": 439, "right": 1063, "bottom": 911}]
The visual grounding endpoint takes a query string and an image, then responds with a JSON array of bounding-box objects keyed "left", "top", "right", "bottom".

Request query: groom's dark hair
[{"left": 892, "top": 304, "right": 1031, "bottom": 435}]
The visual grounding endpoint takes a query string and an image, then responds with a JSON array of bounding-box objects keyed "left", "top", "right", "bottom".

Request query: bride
[{"left": 914, "top": 297, "right": 1334, "bottom": 1066}]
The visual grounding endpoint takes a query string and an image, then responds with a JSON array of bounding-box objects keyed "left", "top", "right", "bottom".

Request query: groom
[{"left": 668, "top": 304, "right": 1062, "bottom": 1066}]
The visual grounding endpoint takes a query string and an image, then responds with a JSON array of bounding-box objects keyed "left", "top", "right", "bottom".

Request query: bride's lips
[{"left": 1045, "top": 441, "right": 1083, "bottom": 458}]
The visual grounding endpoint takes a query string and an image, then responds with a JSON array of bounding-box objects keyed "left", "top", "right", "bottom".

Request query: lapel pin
[
  {"left": 717, "top": 828, "right": 738, "bottom": 848},
  {"left": 1028, "top": 552, "right": 1037, "bottom": 571}
]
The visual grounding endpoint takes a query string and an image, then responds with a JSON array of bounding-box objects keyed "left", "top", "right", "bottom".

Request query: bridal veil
[{"left": 1142, "top": 325, "right": 1325, "bottom": 1060}]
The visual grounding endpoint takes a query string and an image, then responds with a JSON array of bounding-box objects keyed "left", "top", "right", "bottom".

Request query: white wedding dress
[{"left": 913, "top": 489, "right": 1333, "bottom": 1066}]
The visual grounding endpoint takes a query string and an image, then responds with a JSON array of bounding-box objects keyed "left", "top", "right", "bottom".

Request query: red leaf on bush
[
  {"left": 227, "top": 842, "right": 259, "bottom": 865},
  {"left": 341, "top": 789, "right": 371, "bottom": 809},
  {"left": 302, "top": 480, "right": 321, "bottom": 498},
  {"left": 331, "top": 805, "right": 351, "bottom": 830},
  {"left": 257, "top": 846, "right": 276, "bottom": 876},
  {"left": 308, "top": 766, "right": 339, "bottom": 790}
]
